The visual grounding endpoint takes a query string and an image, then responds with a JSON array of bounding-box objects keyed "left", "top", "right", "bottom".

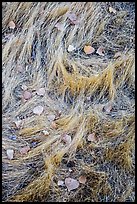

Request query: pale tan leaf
[
  {"left": 6, "top": 149, "right": 14, "bottom": 160},
  {"left": 84, "top": 45, "right": 95, "bottom": 54},
  {"left": 8, "top": 20, "right": 16, "bottom": 29},
  {"left": 47, "top": 114, "right": 56, "bottom": 121},
  {"left": 65, "top": 177, "right": 79, "bottom": 191},
  {"left": 57, "top": 180, "right": 64, "bottom": 186},
  {"left": 62, "top": 134, "right": 71, "bottom": 144},
  {"left": 109, "top": 6, "right": 117, "bottom": 14},
  {"left": 33, "top": 105, "right": 44, "bottom": 115},
  {"left": 36, "top": 88, "right": 45, "bottom": 96},
  {"left": 68, "top": 45, "right": 75, "bottom": 52},
  {"left": 14, "top": 120, "right": 22, "bottom": 129},
  {"left": 96, "top": 46, "right": 105, "bottom": 56}
]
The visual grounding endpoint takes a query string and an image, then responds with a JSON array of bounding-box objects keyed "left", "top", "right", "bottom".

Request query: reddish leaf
[
  {"left": 87, "top": 133, "right": 96, "bottom": 142},
  {"left": 62, "top": 134, "right": 71, "bottom": 144},
  {"left": 33, "top": 105, "right": 44, "bottom": 115},
  {"left": 65, "top": 177, "right": 79, "bottom": 191},
  {"left": 84, "top": 45, "right": 95, "bottom": 55},
  {"left": 78, "top": 175, "right": 87, "bottom": 184},
  {"left": 51, "top": 122, "right": 57, "bottom": 129},
  {"left": 23, "top": 91, "right": 32, "bottom": 100},
  {"left": 67, "top": 13, "right": 79, "bottom": 25},
  {"left": 19, "top": 146, "right": 30, "bottom": 155}
]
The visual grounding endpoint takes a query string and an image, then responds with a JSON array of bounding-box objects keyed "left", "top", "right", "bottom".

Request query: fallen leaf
[
  {"left": 23, "top": 91, "right": 32, "bottom": 100},
  {"left": 104, "top": 104, "right": 112, "bottom": 113},
  {"left": 96, "top": 46, "right": 105, "bottom": 56},
  {"left": 21, "top": 84, "right": 28, "bottom": 91},
  {"left": 65, "top": 177, "right": 79, "bottom": 192},
  {"left": 62, "top": 134, "right": 71, "bottom": 144},
  {"left": 114, "top": 52, "right": 122, "bottom": 59},
  {"left": 19, "top": 146, "right": 30, "bottom": 155},
  {"left": 8, "top": 20, "right": 16, "bottom": 29},
  {"left": 87, "top": 133, "right": 96, "bottom": 142},
  {"left": 67, "top": 13, "right": 79, "bottom": 25},
  {"left": 16, "top": 65, "right": 24, "bottom": 73},
  {"left": 55, "top": 23, "right": 64, "bottom": 31},
  {"left": 6, "top": 149, "right": 14, "bottom": 160},
  {"left": 33, "top": 105, "right": 44, "bottom": 115},
  {"left": 36, "top": 88, "right": 45, "bottom": 96},
  {"left": 68, "top": 45, "right": 75, "bottom": 52},
  {"left": 47, "top": 114, "right": 56, "bottom": 121},
  {"left": 51, "top": 121, "right": 57, "bottom": 129},
  {"left": 42, "top": 130, "right": 50, "bottom": 136},
  {"left": 109, "top": 6, "right": 117, "bottom": 14},
  {"left": 57, "top": 180, "right": 64, "bottom": 186},
  {"left": 78, "top": 175, "right": 87, "bottom": 184},
  {"left": 84, "top": 45, "right": 95, "bottom": 55},
  {"left": 14, "top": 120, "right": 22, "bottom": 129}
]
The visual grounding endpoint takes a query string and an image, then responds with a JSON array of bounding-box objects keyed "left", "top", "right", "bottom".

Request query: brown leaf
[
  {"left": 8, "top": 20, "right": 16, "bottom": 29},
  {"left": 19, "top": 146, "right": 30, "bottom": 155},
  {"left": 84, "top": 45, "right": 95, "bottom": 55},
  {"left": 87, "top": 133, "right": 96, "bottom": 142},
  {"left": 33, "top": 105, "right": 44, "bottom": 115},
  {"left": 23, "top": 91, "right": 32, "bottom": 100},
  {"left": 65, "top": 177, "right": 79, "bottom": 191},
  {"left": 36, "top": 88, "right": 45, "bottom": 96},
  {"left": 109, "top": 6, "right": 117, "bottom": 14},
  {"left": 96, "top": 46, "right": 105, "bottom": 56},
  {"left": 78, "top": 175, "right": 87, "bottom": 184},
  {"left": 6, "top": 149, "right": 14, "bottom": 160}
]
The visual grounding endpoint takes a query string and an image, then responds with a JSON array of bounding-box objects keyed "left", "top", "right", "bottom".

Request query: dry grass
[{"left": 2, "top": 2, "right": 135, "bottom": 202}]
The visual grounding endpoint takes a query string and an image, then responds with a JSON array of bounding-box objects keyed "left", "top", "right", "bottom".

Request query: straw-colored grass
[{"left": 2, "top": 2, "right": 135, "bottom": 202}]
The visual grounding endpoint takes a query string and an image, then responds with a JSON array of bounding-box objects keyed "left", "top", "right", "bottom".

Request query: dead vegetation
[{"left": 2, "top": 2, "right": 135, "bottom": 202}]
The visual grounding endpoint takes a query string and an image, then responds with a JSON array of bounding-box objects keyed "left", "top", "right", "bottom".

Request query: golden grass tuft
[{"left": 2, "top": 2, "right": 135, "bottom": 202}]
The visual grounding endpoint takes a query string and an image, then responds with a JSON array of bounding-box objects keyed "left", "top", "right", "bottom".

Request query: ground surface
[{"left": 2, "top": 2, "right": 135, "bottom": 202}]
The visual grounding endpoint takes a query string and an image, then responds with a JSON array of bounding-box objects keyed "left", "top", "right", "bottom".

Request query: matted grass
[{"left": 2, "top": 2, "right": 135, "bottom": 202}]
